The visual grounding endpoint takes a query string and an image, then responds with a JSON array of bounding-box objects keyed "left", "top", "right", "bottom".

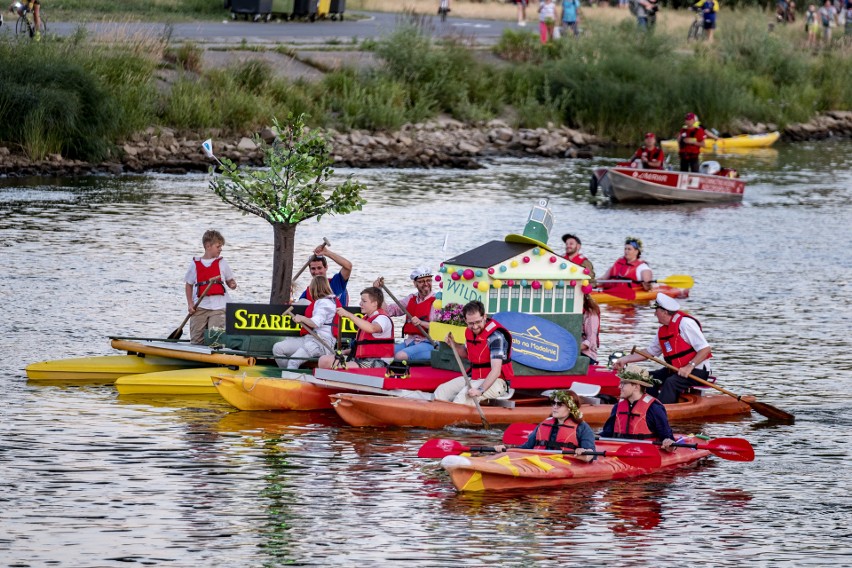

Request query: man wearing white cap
[
  {"left": 612, "top": 293, "right": 712, "bottom": 404},
  {"left": 373, "top": 266, "right": 437, "bottom": 363}
]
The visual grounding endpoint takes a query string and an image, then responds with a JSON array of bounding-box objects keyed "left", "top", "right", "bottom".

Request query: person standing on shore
[
  {"left": 516, "top": 0, "right": 528, "bottom": 26},
  {"left": 560, "top": 0, "right": 581, "bottom": 37},
  {"left": 539, "top": 0, "right": 557, "bottom": 43},
  {"left": 818, "top": 0, "right": 839, "bottom": 42}
]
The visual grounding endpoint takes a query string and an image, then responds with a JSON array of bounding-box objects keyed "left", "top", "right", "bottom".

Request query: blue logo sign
[{"left": 492, "top": 312, "right": 578, "bottom": 371}]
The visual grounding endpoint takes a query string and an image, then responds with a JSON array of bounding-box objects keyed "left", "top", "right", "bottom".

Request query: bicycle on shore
[
  {"left": 687, "top": 6, "right": 704, "bottom": 41},
  {"left": 10, "top": 1, "right": 46, "bottom": 40}
]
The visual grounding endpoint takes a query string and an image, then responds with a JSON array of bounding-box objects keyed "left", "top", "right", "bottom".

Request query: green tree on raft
[{"left": 208, "top": 113, "right": 367, "bottom": 304}]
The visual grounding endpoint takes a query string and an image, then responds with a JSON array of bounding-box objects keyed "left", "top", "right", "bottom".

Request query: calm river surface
[{"left": 2, "top": 141, "right": 851, "bottom": 566}]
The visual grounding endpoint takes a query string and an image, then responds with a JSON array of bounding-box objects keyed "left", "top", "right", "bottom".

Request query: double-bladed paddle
[
  {"left": 504, "top": 423, "right": 755, "bottom": 462},
  {"left": 598, "top": 436, "right": 756, "bottom": 462},
  {"left": 595, "top": 274, "right": 695, "bottom": 289},
  {"left": 417, "top": 438, "right": 663, "bottom": 469},
  {"left": 631, "top": 347, "right": 795, "bottom": 423}
]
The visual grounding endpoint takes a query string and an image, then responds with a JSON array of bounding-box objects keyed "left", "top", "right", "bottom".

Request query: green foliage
[{"left": 208, "top": 113, "right": 367, "bottom": 226}]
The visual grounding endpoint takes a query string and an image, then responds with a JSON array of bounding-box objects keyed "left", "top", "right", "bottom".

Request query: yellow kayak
[
  {"left": 115, "top": 365, "right": 282, "bottom": 396},
  {"left": 26, "top": 354, "right": 205, "bottom": 382},
  {"left": 661, "top": 131, "right": 780, "bottom": 152}
]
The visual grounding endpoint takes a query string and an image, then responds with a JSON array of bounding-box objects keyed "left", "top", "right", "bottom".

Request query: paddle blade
[
  {"left": 417, "top": 438, "right": 469, "bottom": 459},
  {"left": 610, "top": 443, "right": 663, "bottom": 469},
  {"left": 749, "top": 400, "right": 795, "bottom": 423},
  {"left": 503, "top": 423, "right": 537, "bottom": 445},
  {"left": 702, "top": 437, "right": 755, "bottom": 462},
  {"left": 658, "top": 274, "right": 695, "bottom": 289},
  {"left": 167, "top": 327, "right": 183, "bottom": 340}
]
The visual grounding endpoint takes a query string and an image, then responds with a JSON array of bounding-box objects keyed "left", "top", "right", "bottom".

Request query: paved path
[{"left": 1, "top": 11, "right": 517, "bottom": 45}]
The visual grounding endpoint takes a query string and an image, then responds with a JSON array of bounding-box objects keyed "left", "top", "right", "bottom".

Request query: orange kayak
[
  {"left": 213, "top": 374, "right": 342, "bottom": 411},
  {"left": 330, "top": 392, "right": 751, "bottom": 429},
  {"left": 442, "top": 438, "right": 711, "bottom": 492},
  {"left": 591, "top": 284, "right": 689, "bottom": 306}
]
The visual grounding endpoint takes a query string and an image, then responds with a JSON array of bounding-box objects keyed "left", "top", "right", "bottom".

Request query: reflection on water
[{"left": 2, "top": 139, "right": 852, "bottom": 565}]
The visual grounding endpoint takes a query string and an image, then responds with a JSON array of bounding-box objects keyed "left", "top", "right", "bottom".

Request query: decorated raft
[
  {"left": 439, "top": 438, "right": 712, "bottom": 492},
  {"left": 330, "top": 391, "right": 751, "bottom": 428}
]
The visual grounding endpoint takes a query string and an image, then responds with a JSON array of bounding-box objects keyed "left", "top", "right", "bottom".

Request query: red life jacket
[
  {"left": 534, "top": 417, "right": 580, "bottom": 450},
  {"left": 613, "top": 394, "right": 660, "bottom": 439},
  {"left": 194, "top": 258, "right": 225, "bottom": 296},
  {"left": 566, "top": 252, "right": 589, "bottom": 266},
  {"left": 678, "top": 126, "right": 705, "bottom": 157},
  {"left": 657, "top": 311, "right": 713, "bottom": 368},
  {"left": 632, "top": 146, "right": 665, "bottom": 168},
  {"left": 464, "top": 319, "right": 514, "bottom": 382},
  {"left": 353, "top": 310, "right": 394, "bottom": 359},
  {"left": 402, "top": 294, "right": 435, "bottom": 337},
  {"left": 299, "top": 296, "right": 342, "bottom": 338},
  {"left": 602, "top": 257, "right": 647, "bottom": 289}
]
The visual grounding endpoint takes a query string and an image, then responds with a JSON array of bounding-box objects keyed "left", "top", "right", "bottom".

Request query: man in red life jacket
[
  {"left": 373, "top": 266, "right": 437, "bottom": 363},
  {"left": 433, "top": 300, "right": 512, "bottom": 405},
  {"left": 600, "top": 365, "right": 676, "bottom": 450},
  {"left": 612, "top": 293, "right": 713, "bottom": 404},
  {"left": 184, "top": 229, "right": 237, "bottom": 345},
  {"left": 631, "top": 132, "right": 666, "bottom": 169},
  {"left": 677, "top": 112, "right": 706, "bottom": 173},
  {"left": 562, "top": 233, "right": 596, "bottom": 287},
  {"left": 318, "top": 286, "right": 394, "bottom": 369}
]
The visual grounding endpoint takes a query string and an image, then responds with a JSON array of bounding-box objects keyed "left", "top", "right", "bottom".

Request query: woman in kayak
[
  {"left": 600, "top": 237, "right": 654, "bottom": 291},
  {"left": 272, "top": 275, "right": 338, "bottom": 369},
  {"left": 494, "top": 390, "right": 596, "bottom": 461}
]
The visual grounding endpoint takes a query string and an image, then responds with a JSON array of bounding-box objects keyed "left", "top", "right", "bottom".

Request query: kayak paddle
[
  {"left": 593, "top": 286, "right": 636, "bottom": 301},
  {"left": 447, "top": 335, "right": 491, "bottom": 430},
  {"left": 503, "top": 422, "right": 538, "bottom": 445},
  {"left": 631, "top": 347, "right": 795, "bottom": 423},
  {"left": 599, "top": 436, "right": 755, "bottom": 462},
  {"left": 292, "top": 237, "right": 331, "bottom": 284},
  {"left": 168, "top": 276, "right": 221, "bottom": 340},
  {"left": 417, "top": 438, "right": 663, "bottom": 468},
  {"left": 595, "top": 274, "right": 695, "bottom": 289}
]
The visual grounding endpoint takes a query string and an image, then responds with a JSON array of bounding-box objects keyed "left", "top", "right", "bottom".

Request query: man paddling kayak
[
  {"left": 612, "top": 293, "right": 712, "bottom": 404},
  {"left": 434, "top": 300, "right": 512, "bottom": 405},
  {"left": 600, "top": 365, "right": 676, "bottom": 450}
]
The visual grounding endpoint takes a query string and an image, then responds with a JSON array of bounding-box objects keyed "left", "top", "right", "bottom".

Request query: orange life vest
[
  {"left": 194, "top": 258, "right": 225, "bottom": 296},
  {"left": 353, "top": 310, "right": 394, "bottom": 359},
  {"left": 464, "top": 319, "right": 514, "bottom": 382},
  {"left": 657, "top": 311, "right": 712, "bottom": 368},
  {"left": 602, "top": 257, "right": 648, "bottom": 289},
  {"left": 402, "top": 294, "right": 435, "bottom": 337},
  {"left": 299, "top": 296, "right": 342, "bottom": 338},
  {"left": 613, "top": 394, "right": 660, "bottom": 439},
  {"left": 534, "top": 417, "right": 580, "bottom": 450}
]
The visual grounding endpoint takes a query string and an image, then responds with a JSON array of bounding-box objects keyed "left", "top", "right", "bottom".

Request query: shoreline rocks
[{"left": 1, "top": 112, "right": 851, "bottom": 177}]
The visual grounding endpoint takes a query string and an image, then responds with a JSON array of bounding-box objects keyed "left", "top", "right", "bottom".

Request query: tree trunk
[{"left": 271, "top": 222, "right": 297, "bottom": 304}]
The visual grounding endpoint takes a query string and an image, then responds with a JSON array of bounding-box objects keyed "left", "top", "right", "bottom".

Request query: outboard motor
[{"left": 699, "top": 161, "right": 721, "bottom": 175}]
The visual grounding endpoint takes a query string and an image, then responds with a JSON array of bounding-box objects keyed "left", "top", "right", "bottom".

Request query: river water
[{"left": 2, "top": 141, "right": 851, "bottom": 566}]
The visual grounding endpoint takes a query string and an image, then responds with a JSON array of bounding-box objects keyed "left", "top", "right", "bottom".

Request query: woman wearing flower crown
[
  {"left": 600, "top": 236, "right": 654, "bottom": 292},
  {"left": 494, "top": 390, "right": 596, "bottom": 460}
]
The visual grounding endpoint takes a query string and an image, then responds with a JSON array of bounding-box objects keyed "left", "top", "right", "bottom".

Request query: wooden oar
[
  {"left": 599, "top": 436, "right": 755, "bottom": 462},
  {"left": 379, "top": 282, "right": 439, "bottom": 348},
  {"left": 417, "top": 438, "right": 662, "bottom": 469},
  {"left": 447, "top": 335, "right": 490, "bottom": 430},
  {"left": 631, "top": 347, "right": 795, "bottom": 423},
  {"left": 167, "top": 276, "right": 221, "bottom": 340},
  {"left": 595, "top": 274, "right": 694, "bottom": 289}
]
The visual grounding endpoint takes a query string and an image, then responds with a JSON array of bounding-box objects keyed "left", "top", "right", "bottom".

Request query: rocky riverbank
[{"left": 2, "top": 112, "right": 852, "bottom": 177}]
